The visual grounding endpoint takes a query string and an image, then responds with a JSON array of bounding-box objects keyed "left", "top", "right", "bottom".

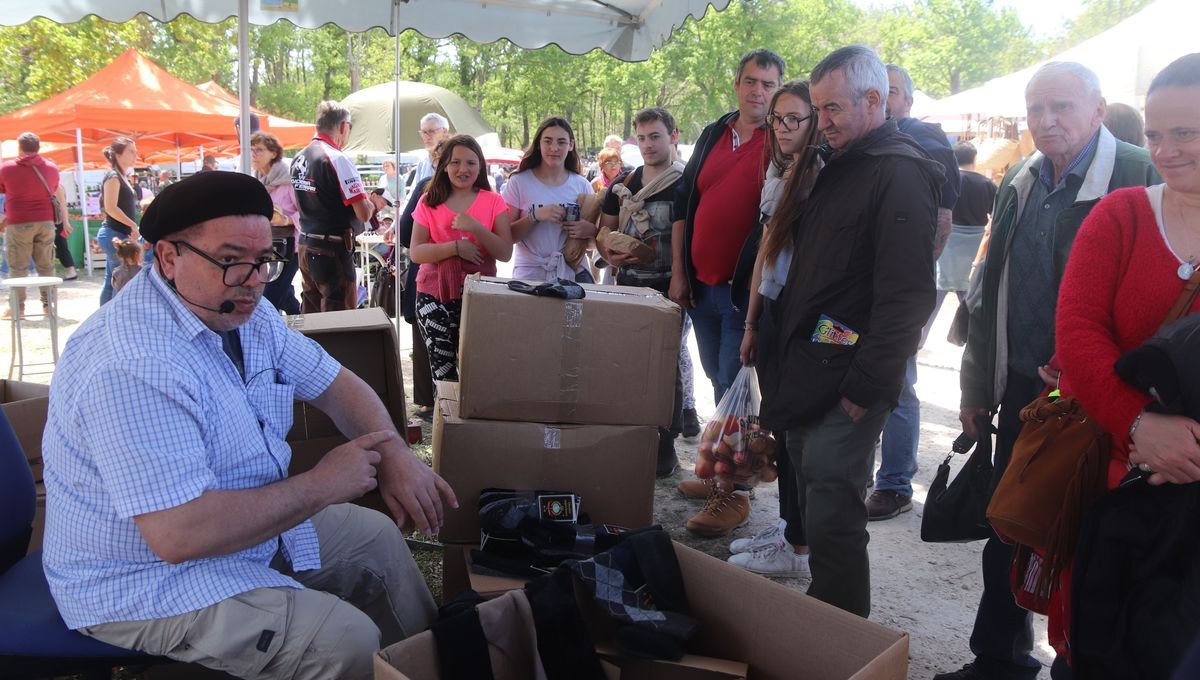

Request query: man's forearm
[
  {"left": 311, "top": 368, "right": 403, "bottom": 445},
  {"left": 135, "top": 474, "right": 328, "bottom": 564},
  {"left": 933, "top": 208, "right": 952, "bottom": 260}
]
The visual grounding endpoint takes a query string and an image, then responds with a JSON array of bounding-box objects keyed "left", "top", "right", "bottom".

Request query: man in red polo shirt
[
  {"left": 0, "top": 132, "right": 68, "bottom": 318},
  {"left": 670, "top": 49, "right": 784, "bottom": 536}
]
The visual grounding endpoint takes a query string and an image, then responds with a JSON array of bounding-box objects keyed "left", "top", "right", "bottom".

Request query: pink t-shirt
[{"left": 413, "top": 189, "right": 508, "bottom": 300}]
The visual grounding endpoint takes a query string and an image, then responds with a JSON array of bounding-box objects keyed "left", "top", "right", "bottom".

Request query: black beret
[{"left": 140, "top": 170, "right": 274, "bottom": 243}]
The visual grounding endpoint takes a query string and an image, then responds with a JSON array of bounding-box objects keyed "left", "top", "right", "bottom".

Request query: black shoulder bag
[{"left": 921, "top": 420, "right": 995, "bottom": 543}]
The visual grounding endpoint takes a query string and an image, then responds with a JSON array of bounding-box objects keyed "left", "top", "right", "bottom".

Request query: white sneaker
[
  {"left": 728, "top": 540, "right": 810, "bottom": 578},
  {"left": 728, "top": 521, "right": 785, "bottom": 554}
]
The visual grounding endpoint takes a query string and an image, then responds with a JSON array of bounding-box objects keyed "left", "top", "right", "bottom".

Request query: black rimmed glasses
[
  {"left": 766, "top": 111, "right": 815, "bottom": 132},
  {"left": 170, "top": 240, "right": 287, "bottom": 286}
]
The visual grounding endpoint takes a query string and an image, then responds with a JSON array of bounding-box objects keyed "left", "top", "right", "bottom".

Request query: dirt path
[{"left": 3, "top": 272, "right": 1055, "bottom": 678}]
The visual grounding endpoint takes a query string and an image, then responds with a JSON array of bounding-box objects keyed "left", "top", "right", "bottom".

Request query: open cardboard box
[
  {"left": 433, "top": 381, "right": 657, "bottom": 544},
  {"left": 441, "top": 544, "right": 530, "bottom": 601},
  {"left": 377, "top": 541, "right": 908, "bottom": 680},
  {"left": 457, "top": 275, "right": 681, "bottom": 427},
  {"left": 283, "top": 309, "right": 407, "bottom": 515}
]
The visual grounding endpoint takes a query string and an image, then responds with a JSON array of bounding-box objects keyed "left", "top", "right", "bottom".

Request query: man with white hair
[
  {"left": 939, "top": 61, "right": 1159, "bottom": 680},
  {"left": 408, "top": 112, "right": 450, "bottom": 189},
  {"left": 757, "top": 45, "right": 941, "bottom": 617}
]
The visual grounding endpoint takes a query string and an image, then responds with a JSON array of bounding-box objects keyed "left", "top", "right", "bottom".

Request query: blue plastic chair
[{"left": 0, "top": 407, "right": 165, "bottom": 679}]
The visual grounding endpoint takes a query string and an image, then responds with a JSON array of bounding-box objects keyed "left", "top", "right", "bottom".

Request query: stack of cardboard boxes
[{"left": 435, "top": 275, "right": 683, "bottom": 597}]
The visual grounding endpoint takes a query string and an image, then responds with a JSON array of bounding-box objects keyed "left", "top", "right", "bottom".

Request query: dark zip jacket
[
  {"left": 759, "top": 119, "right": 943, "bottom": 431},
  {"left": 679, "top": 111, "right": 763, "bottom": 311}
]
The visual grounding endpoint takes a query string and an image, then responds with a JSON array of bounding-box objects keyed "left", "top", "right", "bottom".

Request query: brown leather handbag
[{"left": 988, "top": 270, "right": 1200, "bottom": 598}]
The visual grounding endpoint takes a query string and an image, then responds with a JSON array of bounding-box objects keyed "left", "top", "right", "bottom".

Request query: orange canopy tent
[{"left": 0, "top": 49, "right": 313, "bottom": 166}]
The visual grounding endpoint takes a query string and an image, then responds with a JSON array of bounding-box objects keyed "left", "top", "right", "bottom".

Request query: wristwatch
[{"left": 743, "top": 320, "right": 758, "bottom": 331}]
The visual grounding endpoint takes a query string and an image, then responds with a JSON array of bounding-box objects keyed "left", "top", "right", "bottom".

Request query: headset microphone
[{"left": 165, "top": 277, "right": 236, "bottom": 314}]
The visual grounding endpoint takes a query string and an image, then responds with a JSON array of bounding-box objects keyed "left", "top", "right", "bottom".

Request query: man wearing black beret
[{"left": 40, "top": 171, "right": 457, "bottom": 679}]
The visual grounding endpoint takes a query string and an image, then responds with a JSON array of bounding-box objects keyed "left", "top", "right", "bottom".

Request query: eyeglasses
[
  {"left": 766, "top": 112, "right": 815, "bottom": 132},
  {"left": 171, "top": 240, "right": 287, "bottom": 286},
  {"left": 419, "top": 128, "right": 446, "bottom": 137},
  {"left": 249, "top": 146, "right": 268, "bottom": 155},
  {"left": 601, "top": 160, "right": 622, "bottom": 167}
]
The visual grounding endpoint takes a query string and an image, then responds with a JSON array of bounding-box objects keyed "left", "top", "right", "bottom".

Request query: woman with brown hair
[
  {"left": 97, "top": 137, "right": 140, "bottom": 304},
  {"left": 501, "top": 116, "right": 596, "bottom": 282},
  {"left": 729, "top": 80, "right": 823, "bottom": 576},
  {"left": 410, "top": 135, "right": 512, "bottom": 381},
  {"left": 250, "top": 131, "right": 301, "bottom": 314}
]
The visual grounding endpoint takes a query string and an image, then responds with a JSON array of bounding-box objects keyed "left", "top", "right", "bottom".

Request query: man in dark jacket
[
  {"left": 757, "top": 46, "right": 939, "bottom": 618},
  {"left": 938, "top": 61, "right": 1160, "bottom": 680},
  {"left": 867, "top": 64, "right": 961, "bottom": 521}
]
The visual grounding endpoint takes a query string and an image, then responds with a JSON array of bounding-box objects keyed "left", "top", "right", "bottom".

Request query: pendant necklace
[{"left": 1172, "top": 192, "right": 1198, "bottom": 280}]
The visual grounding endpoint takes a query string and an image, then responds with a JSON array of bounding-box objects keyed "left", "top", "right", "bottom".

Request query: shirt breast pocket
[{"left": 250, "top": 382, "right": 296, "bottom": 441}]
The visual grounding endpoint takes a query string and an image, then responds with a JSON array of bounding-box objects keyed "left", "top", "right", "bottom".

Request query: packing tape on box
[
  {"left": 543, "top": 426, "right": 561, "bottom": 449},
  {"left": 559, "top": 301, "right": 583, "bottom": 420}
]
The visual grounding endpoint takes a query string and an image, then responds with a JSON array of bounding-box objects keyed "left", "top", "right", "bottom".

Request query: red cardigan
[{"left": 1056, "top": 185, "right": 1200, "bottom": 488}]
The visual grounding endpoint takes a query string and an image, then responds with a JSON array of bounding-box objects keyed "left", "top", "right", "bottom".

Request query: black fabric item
[
  {"left": 571, "top": 527, "right": 698, "bottom": 660},
  {"left": 140, "top": 171, "right": 273, "bottom": 242},
  {"left": 1116, "top": 312, "right": 1200, "bottom": 422},
  {"left": 431, "top": 603, "right": 496, "bottom": 680},
  {"left": 922, "top": 420, "right": 995, "bottom": 542},
  {"left": 1071, "top": 479, "right": 1200, "bottom": 679},
  {"left": 506, "top": 278, "right": 586, "bottom": 299},
  {"left": 947, "top": 297, "right": 970, "bottom": 346},
  {"left": 469, "top": 549, "right": 552, "bottom": 580},
  {"left": 438, "top": 589, "right": 487, "bottom": 620},
  {"left": 524, "top": 566, "right": 607, "bottom": 680}
]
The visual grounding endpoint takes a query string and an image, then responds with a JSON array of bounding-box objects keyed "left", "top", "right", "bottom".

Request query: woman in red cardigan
[{"left": 1055, "top": 52, "right": 1200, "bottom": 667}]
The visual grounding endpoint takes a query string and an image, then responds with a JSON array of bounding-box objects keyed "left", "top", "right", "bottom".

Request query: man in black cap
[{"left": 40, "top": 171, "right": 456, "bottom": 680}]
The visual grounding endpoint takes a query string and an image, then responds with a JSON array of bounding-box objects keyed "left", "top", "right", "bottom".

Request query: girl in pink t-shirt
[{"left": 410, "top": 135, "right": 513, "bottom": 380}]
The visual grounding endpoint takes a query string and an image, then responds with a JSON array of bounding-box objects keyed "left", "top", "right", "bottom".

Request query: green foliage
[
  {"left": 1052, "top": 0, "right": 1153, "bottom": 51},
  {"left": 0, "top": 0, "right": 1133, "bottom": 148}
]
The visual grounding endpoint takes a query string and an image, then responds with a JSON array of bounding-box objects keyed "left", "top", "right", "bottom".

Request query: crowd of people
[{"left": 9, "top": 34, "right": 1199, "bottom": 679}]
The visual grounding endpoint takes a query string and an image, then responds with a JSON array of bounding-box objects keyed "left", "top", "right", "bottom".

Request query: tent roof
[
  {"left": 0, "top": 1, "right": 729, "bottom": 62},
  {"left": 923, "top": 0, "right": 1198, "bottom": 119},
  {"left": 0, "top": 49, "right": 313, "bottom": 163}
]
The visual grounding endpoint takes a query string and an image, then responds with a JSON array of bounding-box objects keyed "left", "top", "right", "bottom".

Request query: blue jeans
[
  {"left": 263, "top": 251, "right": 301, "bottom": 314},
  {"left": 97, "top": 225, "right": 123, "bottom": 304},
  {"left": 686, "top": 281, "right": 744, "bottom": 405},
  {"left": 875, "top": 354, "right": 920, "bottom": 496}
]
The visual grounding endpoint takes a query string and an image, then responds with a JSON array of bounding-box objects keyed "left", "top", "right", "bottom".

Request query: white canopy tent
[
  {"left": 922, "top": 0, "right": 1199, "bottom": 121},
  {"left": 0, "top": 0, "right": 730, "bottom": 329}
]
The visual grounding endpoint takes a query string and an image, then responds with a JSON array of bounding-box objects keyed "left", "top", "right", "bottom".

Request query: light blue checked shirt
[{"left": 42, "top": 266, "right": 342, "bottom": 629}]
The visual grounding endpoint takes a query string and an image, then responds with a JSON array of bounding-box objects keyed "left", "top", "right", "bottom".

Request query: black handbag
[{"left": 921, "top": 422, "right": 995, "bottom": 543}]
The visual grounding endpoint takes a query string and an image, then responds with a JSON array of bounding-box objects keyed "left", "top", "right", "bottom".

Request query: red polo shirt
[
  {"left": 690, "top": 124, "right": 766, "bottom": 285},
  {"left": 0, "top": 155, "right": 60, "bottom": 224}
]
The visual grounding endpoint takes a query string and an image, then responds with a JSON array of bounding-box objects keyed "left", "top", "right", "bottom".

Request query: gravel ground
[{"left": 3, "top": 269, "right": 1057, "bottom": 679}]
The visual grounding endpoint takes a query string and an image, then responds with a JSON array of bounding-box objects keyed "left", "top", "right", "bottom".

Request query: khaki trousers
[
  {"left": 81, "top": 503, "right": 436, "bottom": 680},
  {"left": 3, "top": 220, "right": 55, "bottom": 306}
]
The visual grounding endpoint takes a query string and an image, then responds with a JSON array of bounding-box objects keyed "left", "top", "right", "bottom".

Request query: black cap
[{"left": 140, "top": 171, "right": 274, "bottom": 243}]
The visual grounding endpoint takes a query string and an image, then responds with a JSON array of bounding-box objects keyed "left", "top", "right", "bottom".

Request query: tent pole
[
  {"left": 393, "top": 0, "right": 404, "bottom": 344},
  {"left": 238, "top": 0, "right": 251, "bottom": 174},
  {"left": 75, "top": 127, "right": 91, "bottom": 276}
]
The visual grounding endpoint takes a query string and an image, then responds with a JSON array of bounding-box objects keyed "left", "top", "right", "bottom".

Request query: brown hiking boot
[
  {"left": 866, "top": 490, "right": 913, "bottom": 521},
  {"left": 676, "top": 477, "right": 716, "bottom": 499},
  {"left": 685, "top": 485, "right": 751, "bottom": 537}
]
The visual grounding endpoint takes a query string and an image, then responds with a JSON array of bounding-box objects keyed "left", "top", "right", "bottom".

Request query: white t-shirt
[{"left": 501, "top": 170, "right": 594, "bottom": 281}]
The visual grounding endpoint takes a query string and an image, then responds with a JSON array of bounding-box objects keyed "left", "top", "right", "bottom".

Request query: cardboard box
[
  {"left": 442, "top": 544, "right": 531, "bottom": 602},
  {"left": 1, "top": 379, "right": 51, "bottom": 481},
  {"left": 433, "top": 382, "right": 657, "bottom": 543},
  {"left": 376, "top": 542, "right": 909, "bottom": 680},
  {"left": 285, "top": 308, "right": 407, "bottom": 444},
  {"left": 457, "top": 275, "right": 681, "bottom": 427},
  {"left": 282, "top": 309, "right": 407, "bottom": 515}
]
